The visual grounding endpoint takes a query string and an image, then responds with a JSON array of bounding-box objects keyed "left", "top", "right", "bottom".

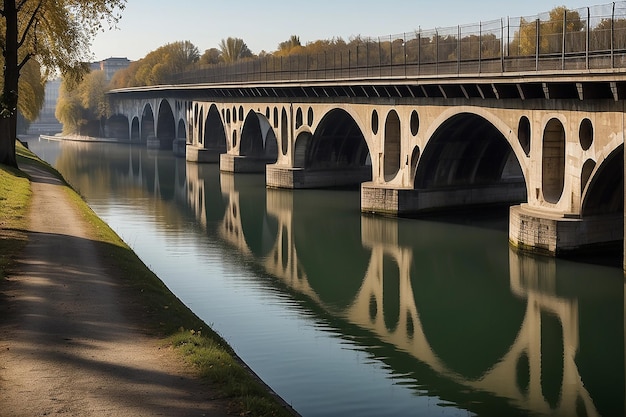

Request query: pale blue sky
[{"left": 89, "top": 0, "right": 606, "bottom": 61}]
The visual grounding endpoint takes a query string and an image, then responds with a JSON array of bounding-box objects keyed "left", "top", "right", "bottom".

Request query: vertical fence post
[
  {"left": 561, "top": 9, "right": 566, "bottom": 70},
  {"left": 535, "top": 18, "right": 540, "bottom": 71},
  {"left": 364, "top": 41, "right": 367, "bottom": 77},
  {"left": 479, "top": 22, "right": 482, "bottom": 74},
  {"left": 417, "top": 31, "right": 421, "bottom": 75},
  {"left": 586, "top": 7, "right": 590, "bottom": 70},
  {"left": 378, "top": 37, "right": 382, "bottom": 77},
  {"left": 404, "top": 33, "right": 407, "bottom": 77},
  {"left": 436, "top": 29, "right": 439, "bottom": 75},
  {"left": 501, "top": 18, "right": 505, "bottom": 72},
  {"left": 457, "top": 25, "right": 461, "bottom": 74},
  {"left": 389, "top": 34, "right": 393, "bottom": 75},
  {"left": 611, "top": 1, "right": 616, "bottom": 68}
]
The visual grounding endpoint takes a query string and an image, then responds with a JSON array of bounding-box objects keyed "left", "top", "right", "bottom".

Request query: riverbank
[
  {"left": 0, "top": 144, "right": 297, "bottom": 416},
  {"left": 39, "top": 133, "right": 126, "bottom": 143}
]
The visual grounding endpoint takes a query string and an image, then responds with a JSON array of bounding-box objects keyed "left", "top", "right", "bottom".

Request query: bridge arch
[
  {"left": 240, "top": 110, "right": 278, "bottom": 162},
  {"left": 305, "top": 108, "right": 371, "bottom": 172},
  {"left": 203, "top": 104, "right": 227, "bottom": 152},
  {"left": 177, "top": 119, "right": 186, "bottom": 140},
  {"left": 141, "top": 103, "right": 155, "bottom": 141},
  {"left": 581, "top": 144, "right": 624, "bottom": 217},
  {"left": 156, "top": 99, "right": 176, "bottom": 148},
  {"left": 415, "top": 111, "right": 526, "bottom": 194},
  {"left": 131, "top": 117, "right": 140, "bottom": 141}
]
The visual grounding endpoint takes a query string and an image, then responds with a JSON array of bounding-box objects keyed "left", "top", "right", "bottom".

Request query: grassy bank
[
  {"left": 0, "top": 144, "right": 296, "bottom": 417},
  {"left": 0, "top": 145, "right": 32, "bottom": 279}
]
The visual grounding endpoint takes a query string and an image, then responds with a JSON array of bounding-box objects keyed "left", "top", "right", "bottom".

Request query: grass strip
[{"left": 0, "top": 144, "right": 32, "bottom": 280}]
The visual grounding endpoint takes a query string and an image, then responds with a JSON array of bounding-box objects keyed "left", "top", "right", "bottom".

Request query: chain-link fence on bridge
[{"left": 169, "top": 1, "right": 626, "bottom": 84}]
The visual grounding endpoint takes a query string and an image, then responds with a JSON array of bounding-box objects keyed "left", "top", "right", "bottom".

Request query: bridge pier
[
  {"left": 186, "top": 145, "right": 222, "bottom": 163},
  {"left": 267, "top": 165, "right": 371, "bottom": 189},
  {"left": 509, "top": 204, "right": 623, "bottom": 256},
  {"left": 220, "top": 154, "right": 271, "bottom": 173},
  {"left": 361, "top": 182, "right": 526, "bottom": 215}
]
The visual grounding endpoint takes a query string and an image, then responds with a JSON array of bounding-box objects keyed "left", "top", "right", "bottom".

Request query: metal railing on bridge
[{"left": 169, "top": 1, "right": 626, "bottom": 85}]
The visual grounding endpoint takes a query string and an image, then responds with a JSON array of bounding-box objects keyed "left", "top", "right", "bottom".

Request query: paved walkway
[{"left": 0, "top": 160, "right": 232, "bottom": 416}]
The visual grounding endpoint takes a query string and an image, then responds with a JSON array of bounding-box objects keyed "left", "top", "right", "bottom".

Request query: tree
[
  {"left": 0, "top": 0, "right": 126, "bottom": 168},
  {"left": 199, "top": 47, "right": 221, "bottom": 65},
  {"left": 218, "top": 37, "right": 253, "bottom": 63},
  {"left": 56, "top": 69, "right": 110, "bottom": 136},
  {"left": 8, "top": 58, "right": 45, "bottom": 122},
  {"left": 108, "top": 41, "right": 199, "bottom": 88},
  {"left": 55, "top": 77, "right": 86, "bottom": 135},
  {"left": 275, "top": 35, "right": 302, "bottom": 56},
  {"left": 509, "top": 6, "right": 583, "bottom": 56}
]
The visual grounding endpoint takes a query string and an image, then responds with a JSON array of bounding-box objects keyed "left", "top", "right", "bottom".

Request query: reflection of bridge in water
[
  {"left": 201, "top": 164, "right": 614, "bottom": 416},
  {"left": 112, "top": 146, "right": 620, "bottom": 417}
]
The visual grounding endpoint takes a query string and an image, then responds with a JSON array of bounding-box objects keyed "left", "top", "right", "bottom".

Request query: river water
[{"left": 29, "top": 138, "right": 625, "bottom": 417}]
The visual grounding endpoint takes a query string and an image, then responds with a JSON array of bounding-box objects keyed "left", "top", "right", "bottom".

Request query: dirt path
[{"left": 0, "top": 161, "right": 231, "bottom": 416}]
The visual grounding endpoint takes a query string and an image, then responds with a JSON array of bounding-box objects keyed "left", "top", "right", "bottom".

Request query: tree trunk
[{"left": 0, "top": 0, "right": 20, "bottom": 168}]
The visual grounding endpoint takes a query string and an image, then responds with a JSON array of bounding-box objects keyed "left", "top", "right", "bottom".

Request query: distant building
[
  {"left": 92, "top": 57, "right": 131, "bottom": 81},
  {"left": 26, "top": 77, "right": 62, "bottom": 135}
]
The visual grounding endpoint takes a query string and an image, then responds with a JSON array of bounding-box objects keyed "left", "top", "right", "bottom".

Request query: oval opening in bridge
[
  {"left": 541, "top": 118, "right": 566, "bottom": 204},
  {"left": 281, "top": 108, "right": 288, "bottom": 155},
  {"left": 384, "top": 110, "right": 401, "bottom": 181},
  {"left": 410, "top": 110, "right": 419, "bottom": 136},
  {"left": 518, "top": 116, "right": 531, "bottom": 156},
  {"left": 579, "top": 118, "right": 593, "bottom": 151},
  {"left": 371, "top": 110, "right": 379, "bottom": 135}
]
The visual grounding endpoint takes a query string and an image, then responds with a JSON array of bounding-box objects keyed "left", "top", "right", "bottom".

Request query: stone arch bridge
[{"left": 107, "top": 71, "right": 626, "bottom": 263}]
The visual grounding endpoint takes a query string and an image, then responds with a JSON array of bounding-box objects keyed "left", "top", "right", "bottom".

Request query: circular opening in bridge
[
  {"left": 542, "top": 118, "right": 566, "bottom": 204},
  {"left": 232, "top": 130, "right": 238, "bottom": 148},
  {"left": 307, "top": 107, "right": 314, "bottom": 126},
  {"left": 410, "top": 110, "right": 420, "bottom": 136},
  {"left": 371, "top": 110, "right": 379, "bottom": 135},
  {"left": 265, "top": 107, "right": 270, "bottom": 119},
  {"left": 579, "top": 118, "right": 593, "bottom": 151},
  {"left": 295, "top": 108, "right": 303, "bottom": 129},
  {"left": 518, "top": 116, "right": 531, "bottom": 156},
  {"left": 226, "top": 109, "right": 231, "bottom": 124},
  {"left": 232, "top": 106, "right": 237, "bottom": 122},
  {"left": 239, "top": 106, "right": 244, "bottom": 121},
  {"left": 194, "top": 104, "right": 199, "bottom": 125},
  {"left": 273, "top": 107, "right": 279, "bottom": 128}
]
